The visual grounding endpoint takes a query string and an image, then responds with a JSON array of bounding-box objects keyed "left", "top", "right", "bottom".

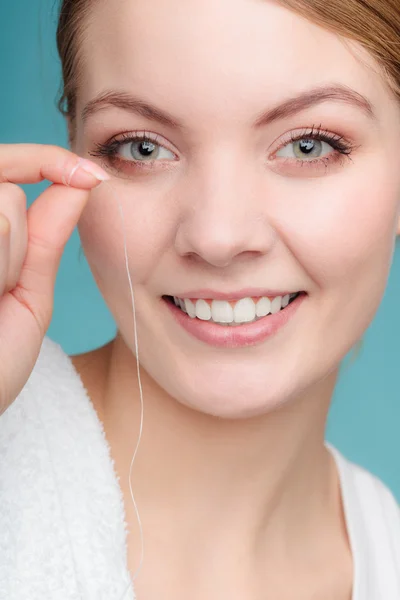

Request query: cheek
[
  {"left": 273, "top": 168, "right": 400, "bottom": 292},
  {"left": 77, "top": 183, "right": 177, "bottom": 288}
]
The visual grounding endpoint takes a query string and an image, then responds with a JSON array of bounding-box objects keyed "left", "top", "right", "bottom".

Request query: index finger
[{"left": 0, "top": 143, "right": 110, "bottom": 188}]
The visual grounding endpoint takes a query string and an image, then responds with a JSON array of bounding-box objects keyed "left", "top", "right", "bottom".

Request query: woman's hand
[{"left": 0, "top": 143, "right": 109, "bottom": 415}]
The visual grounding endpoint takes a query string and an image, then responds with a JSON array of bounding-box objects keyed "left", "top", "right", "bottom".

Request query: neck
[{"left": 96, "top": 334, "right": 344, "bottom": 566}]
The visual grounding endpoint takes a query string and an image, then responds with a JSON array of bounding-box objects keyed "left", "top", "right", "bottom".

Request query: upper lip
[{"left": 167, "top": 288, "right": 303, "bottom": 301}]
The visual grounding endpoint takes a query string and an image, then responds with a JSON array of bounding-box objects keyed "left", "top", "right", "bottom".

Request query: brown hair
[
  {"left": 56, "top": 0, "right": 400, "bottom": 139},
  {"left": 56, "top": 0, "right": 93, "bottom": 141}
]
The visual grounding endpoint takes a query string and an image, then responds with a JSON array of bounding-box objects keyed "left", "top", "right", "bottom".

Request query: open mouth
[{"left": 162, "top": 292, "right": 305, "bottom": 327}]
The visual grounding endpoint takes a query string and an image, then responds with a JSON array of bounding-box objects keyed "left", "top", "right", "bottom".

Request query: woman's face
[{"left": 73, "top": 0, "right": 400, "bottom": 418}]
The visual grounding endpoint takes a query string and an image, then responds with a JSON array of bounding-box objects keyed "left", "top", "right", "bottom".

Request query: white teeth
[
  {"left": 255, "top": 297, "right": 271, "bottom": 317},
  {"left": 184, "top": 298, "right": 197, "bottom": 318},
  {"left": 233, "top": 298, "right": 256, "bottom": 323},
  {"left": 211, "top": 300, "right": 234, "bottom": 323},
  {"left": 172, "top": 293, "right": 300, "bottom": 325},
  {"left": 195, "top": 299, "right": 212, "bottom": 320},
  {"left": 270, "top": 296, "right": 282, "bottom": 314},
  {"left": 281, "top": 294, "right": 290, "bottom": 308}
]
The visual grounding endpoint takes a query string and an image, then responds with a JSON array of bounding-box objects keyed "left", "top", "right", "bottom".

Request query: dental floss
[
  {"left": 39, "top": 162, "right": 144, "bottom": 599},
  {"left": 62, "top": 157, "right": 84, "bottom": 186},
  {"left": 98, "top": 177, "right": 145, "bottom": 600}
]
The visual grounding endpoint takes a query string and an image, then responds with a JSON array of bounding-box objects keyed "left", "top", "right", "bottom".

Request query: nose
[{"left": 174, "top": 159, "right": 277, "bottom": 268}]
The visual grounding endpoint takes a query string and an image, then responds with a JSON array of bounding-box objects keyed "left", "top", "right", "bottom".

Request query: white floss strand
[
  {"left": 99, "top": 177, "right": 145, "bottom": 600},
  {"left": 40, "top": 162, "right": 144, "bottom": 600},
  {"left": 76, "top": 171, "right": 145, "bottom": 597},
  {"left": 62, "top": 156, "right": 84, "bottom": 186}
]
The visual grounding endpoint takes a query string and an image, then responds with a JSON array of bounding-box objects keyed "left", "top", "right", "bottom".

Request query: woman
[{"left": 0, "top": 0, "right": 399, "bottom": 598}]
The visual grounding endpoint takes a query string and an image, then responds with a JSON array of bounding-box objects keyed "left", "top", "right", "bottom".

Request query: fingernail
[{"left": 78, "top": 158, "right": 111, "bottom": 182}]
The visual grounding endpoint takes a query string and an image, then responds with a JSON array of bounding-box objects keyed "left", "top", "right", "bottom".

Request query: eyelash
[
  {"left": 284, "top": 124, "right": 354, "bottom": 166},
  {"left": 88, "top": 125, "right": 355, "bottom": 173},
  {"left": 89, "top": 130, "right": 169, "bottom": 171}
]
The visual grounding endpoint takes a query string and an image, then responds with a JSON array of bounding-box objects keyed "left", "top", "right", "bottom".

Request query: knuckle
[
  {"left": 28, "top": 230, "right": 63, "bottom": 257},
  {"left": 13, "top": 185, "right": 27, "bottom": 209},
  {"left": 8, "top": 251, "right": 27, "bottom": 292},
  {"left": 0, "top": 182, "right": 27, "bottom": 205},
  {"left": 11, "top": 282, "right": 51, "bottom": 334},
  {"left": 0, "top": 212, "right": 10, "bottom": 231}
]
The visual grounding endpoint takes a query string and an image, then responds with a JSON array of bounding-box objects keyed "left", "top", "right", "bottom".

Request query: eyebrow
[{"left": 81, "top": 83, "right": 376, "bottom": 129}]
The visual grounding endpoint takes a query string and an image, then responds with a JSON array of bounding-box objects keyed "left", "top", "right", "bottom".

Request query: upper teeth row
[{"left": 173, "top": 294, "right": 298, "bottom": 324}]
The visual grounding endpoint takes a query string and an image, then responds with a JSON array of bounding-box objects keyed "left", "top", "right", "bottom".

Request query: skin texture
[{"left": 69, "top": 0, "right": 400, "bottom": 597}]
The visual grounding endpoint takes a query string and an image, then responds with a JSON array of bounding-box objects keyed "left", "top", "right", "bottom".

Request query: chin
[{"left": 162, "top": 364, "right": 302, "bottom": 420}]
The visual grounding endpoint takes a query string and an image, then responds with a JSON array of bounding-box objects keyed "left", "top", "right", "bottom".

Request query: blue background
[{"left": 2, "top": 0, "right": 399, "bottom": 500}]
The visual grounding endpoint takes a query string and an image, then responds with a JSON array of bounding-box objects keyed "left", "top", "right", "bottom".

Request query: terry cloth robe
[{"left": 0, "top": 335, "right": 399, "bottom": 600}]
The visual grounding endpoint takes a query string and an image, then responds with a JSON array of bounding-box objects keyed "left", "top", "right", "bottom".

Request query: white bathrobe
[{"left": 0, "top": 335, "right": 399, "bottom": 600}]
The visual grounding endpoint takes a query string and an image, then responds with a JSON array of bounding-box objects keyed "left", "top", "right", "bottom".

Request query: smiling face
[{"left": 71, "top": 0, "right": 400, "bottom": 418}]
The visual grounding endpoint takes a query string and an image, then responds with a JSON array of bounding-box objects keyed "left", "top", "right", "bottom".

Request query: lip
[
  {"left": 162, "top": 292, "right": 307, "bottom": 348},
  {"left": 168, "top": 288, "right": 302, "bottom": 301}
]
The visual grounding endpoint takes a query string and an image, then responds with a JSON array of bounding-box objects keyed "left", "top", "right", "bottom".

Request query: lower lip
[{"left": 162, "top": 293, "right": 306, "bottom": 348}]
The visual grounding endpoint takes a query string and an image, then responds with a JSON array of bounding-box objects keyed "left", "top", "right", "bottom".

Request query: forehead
[{"left": 79, "top": 0, "right": 390, "bottom": 125}]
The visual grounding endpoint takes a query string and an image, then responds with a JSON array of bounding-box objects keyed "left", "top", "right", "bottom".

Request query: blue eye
[
  {"left": 276, "top": 138, "right": 334, "bottom": 160},
  {"left": 89, "top": 131, "right": 176, "bottom": 168},
  {"left": 118, "top": 138, "right": 175, "bottom": 162},
  {"left": 274, "top": 126, "right": 354, "bottom": 166}
]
